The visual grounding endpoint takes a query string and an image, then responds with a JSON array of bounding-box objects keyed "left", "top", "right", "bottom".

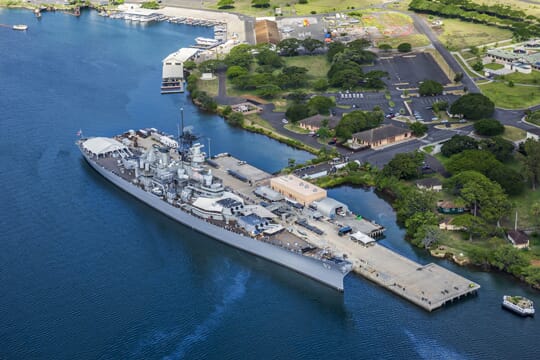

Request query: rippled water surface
[{"left": 0, "top": 9, "right": 539, "bottom": 360}]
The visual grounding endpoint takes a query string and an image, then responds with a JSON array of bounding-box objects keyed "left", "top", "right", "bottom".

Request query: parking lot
[
  {"left": 277, "top": 16, "right": 328, "bottom": 42},
  {"left": 365, "top": 53, "right": 451, "bottom": 89},
  {"left": 335, "top": 91, "right": 388, "bottom": 112},
  {"left": 408, "top": 94, "right": 460, "bottom": 122}
]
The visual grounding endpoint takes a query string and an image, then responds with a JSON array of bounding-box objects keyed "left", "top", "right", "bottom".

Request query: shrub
[{"left": 397, "top": 43, "right": 412, "bottom": 53}]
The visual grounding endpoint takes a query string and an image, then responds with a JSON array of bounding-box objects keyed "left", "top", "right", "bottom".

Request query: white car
[{"left": 282, "top": 118, "right": 289, "bottom": 124}]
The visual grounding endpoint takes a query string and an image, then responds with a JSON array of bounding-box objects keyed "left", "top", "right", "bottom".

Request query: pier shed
[
  {"left": 312, "top": 197, "right": 349, "bottom": 219},
  {"left": 270, "top": 175, "right": 327, "bottom": 206},
  {"left": 161, "top": 48, "right": 199, "bottom": 93}
]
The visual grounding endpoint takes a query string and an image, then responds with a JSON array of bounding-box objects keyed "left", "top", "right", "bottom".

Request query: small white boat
[
  {"left": 13, "top": 24, "right": 28, "bottom": 31},
  {"left": 502, "top": 295, "right": 535, "bottom": 317}
]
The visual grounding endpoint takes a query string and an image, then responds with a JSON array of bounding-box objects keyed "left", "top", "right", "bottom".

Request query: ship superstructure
[{"left": 78, "top": 128, "right": 359, "bottom": 291}]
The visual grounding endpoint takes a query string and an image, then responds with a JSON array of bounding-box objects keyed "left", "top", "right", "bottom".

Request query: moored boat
[
  {"left": 12, "top": 24, "right": 28, "bottom": 31},
  {"left": 502, "top": 295, "right": 535, "bottom": 316}
]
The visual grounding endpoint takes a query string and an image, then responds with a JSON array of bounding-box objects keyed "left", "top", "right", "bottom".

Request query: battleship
[{"left": 77, "top": 128, "right": 359, "bottom": 291}]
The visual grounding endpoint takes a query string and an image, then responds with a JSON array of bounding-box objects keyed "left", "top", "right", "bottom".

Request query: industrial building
[
  {"left": 161, "top": 48, "right": 199, "bottom": 93},
  {"left": 269, "top": 175, "right": 327, "bottom": 206}
]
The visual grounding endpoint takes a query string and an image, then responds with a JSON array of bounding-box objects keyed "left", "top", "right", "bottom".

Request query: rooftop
[
  {"left": 299, "top": 114, "right": 340, "bottom": 129},
  {"left": 352, "top": 125, "right": 411, "bottom": 143},
  {"left": 415, "top": 178, "right": 442, "bottom": 188},
  {"left": 271, "top": 175, "right": 326, "bottom": 197},
  {"left": 507, "top": 230, "right": 529, "bottom": 245}
]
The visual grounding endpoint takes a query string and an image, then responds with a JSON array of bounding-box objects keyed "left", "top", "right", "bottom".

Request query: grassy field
[
  {"left": 484, "top": 62, "right": 504, "bottom": 70},
  {"left": 479, "top": 82, "right": 540, "bottom": 109},
  {"left": 210, "top": 0, "right": 384, "bottom": 16},
  {"left": 502, "top": 125, "right": 527, "bottom": 142},
  {"left": 475, "top": 0, "right": 540, "bottom": 18},
  {"left": 197, "top": 78, "right": 219, "bottom": 97},
  {"left": 283, "top": 55, "right": 330, "bottom": 79},
  {"left": 453, "top": 53, "right": 477, "bottom": 77},
  {"left": 437, "top": 18, "right": 513, "bottom": 50},
  {"left": 509, "top": 188, "right": 540, "bottom": 230},
  {"left": 497, "top": 71, "right": 540, "bottom": 85}
]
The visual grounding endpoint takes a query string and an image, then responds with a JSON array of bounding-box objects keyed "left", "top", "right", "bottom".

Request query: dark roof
[
  {"left": 415, "top": 178, "right": 442, "bottom": 187},
  {"left": 527, "top": 127, "right": 540, "bottom": 136},
  {"left": 507, "top": 230, "right": 529, "bottom": 245},
  {"left": 217, "top": 198, "right": 243, "bottom": 208},
  {"left": 299, "top": 114, "right": 339, "bottom": 129},
  {"left": 352, "top": 125, "right": 411, "bottom": 143}
]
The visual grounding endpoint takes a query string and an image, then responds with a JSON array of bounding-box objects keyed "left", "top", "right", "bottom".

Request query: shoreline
[{"left": 4, "top": 4, "right": 538, "bottom": 292}]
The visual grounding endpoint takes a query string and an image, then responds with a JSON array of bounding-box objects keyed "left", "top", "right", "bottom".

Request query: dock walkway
[{"left": 209, "top": 154, "right": 480, "bottom": 311}]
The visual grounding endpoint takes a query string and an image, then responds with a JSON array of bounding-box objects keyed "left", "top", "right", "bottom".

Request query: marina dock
[{"left": 209, "top": 153, "right": 480, "bottom": 311}]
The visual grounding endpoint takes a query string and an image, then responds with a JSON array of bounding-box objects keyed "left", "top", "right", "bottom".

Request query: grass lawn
[
  {"left": 509, "top": 188, "right": 540, "bottom": 229},
  {"left": 475, "top": 0, "right": 540, "bottom": 18},
  {"left": 502, "top": 125, "right": 527, "bottom": 142},
  {"left": 422, "top": 145, "right": 434, "bottom": 154},
  {"left": 479, "top": 82, "right": 540, "bottom": 109},
  {"left": 283, "top": 55, "right": 329, "bottom": 80},
  {"left": 526, "top": 111, "right": 540, "bottom": 126},
  {"left": 484, "top": 62, "right": 504, "bottom": 70},
  {"left": 211, "top": 0, "right": 384, "bottom": 16},
  {"left": 285, "top": 123, "right": 311, "bottom": 134},
  {"left": 437, "top": 18, "right": 513, "bottom": 50},
  {"left": 244, "top": 113, "right": 274, "bottom": 130},
  {"left": 197, "top": 78, "right": 218, "bottom": 97},
  {"left": 434, "top": 153, "right": 451, "bottom": 167},
  {"left": 497, "top": 71, "right": 540, "bottom": 85},
  {"left": 453, "top": 53, "right": 477, "bottom": 78}
]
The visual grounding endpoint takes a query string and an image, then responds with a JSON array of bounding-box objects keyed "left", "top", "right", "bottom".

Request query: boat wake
[
  {"left": 163, "top": 270, "right": 250, "bottom": 359},
  {"left": 130, "top": 270, "right": 250, "bottom": 359},
  {"left": 405, "top": 329, "right": 467, "bottom": 360}
]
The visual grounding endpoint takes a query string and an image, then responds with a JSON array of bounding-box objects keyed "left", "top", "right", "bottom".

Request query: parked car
[{"left": 282, "top": 118, "right": 288, "bottom": 124}]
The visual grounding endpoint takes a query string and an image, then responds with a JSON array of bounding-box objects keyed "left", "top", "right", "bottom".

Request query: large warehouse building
[{"left": 269, "top": 175, "right": 327, "bottom": 205}]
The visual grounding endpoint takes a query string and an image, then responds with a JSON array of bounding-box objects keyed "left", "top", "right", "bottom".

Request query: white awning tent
[
  {"left": 82, "top": 137, "right": 129, "bottom": 157},
  {"left": 350, "top": 231, "right": 375, "bottom": 246}
]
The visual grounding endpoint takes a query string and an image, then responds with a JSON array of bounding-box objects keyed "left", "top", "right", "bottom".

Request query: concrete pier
[{"left": 209, "top": 155, "right": 480, "bottom": 310}]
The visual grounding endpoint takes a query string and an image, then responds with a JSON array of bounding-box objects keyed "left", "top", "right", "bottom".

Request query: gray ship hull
[{"left": 81, "top": 151, "right": 350, "bottom": 291}]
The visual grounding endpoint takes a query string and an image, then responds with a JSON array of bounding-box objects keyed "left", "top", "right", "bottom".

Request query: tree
[
  {"left": 141, "top": 1, "right": 159, "bottom": 9},
  {"left": 405, "top": 211, "right": 439, "bottom": 238},
  {"left": 378, "top": 43, "right": 392, "bottom": 52},
  {"left": 302, "top": 38, "right": 324, "bottom": 54},
  {"left": 335, "top": 110, "right": 383, "bottom": 139},
  {"left": 451, "top": 214, "right": 488, "bottom": 241},
  {"left": 472, "top": 61, "right": 484, "bottom": 72},
  {"left": 226, "top": 111, "right": 244, "bottom": 126},
  {"left": 419, "top": 80, "right": 444, "bottom": 96},
  {"left": 226, "top": 65, "right": 248, "bottom": 79},
  {"left": 394, "top": 187, "right": 435, "bottom": 225},
  {"left": 432, "top": 100, "right": 448, "bottom": 112},
  {"left": 307, "top": 96, "right": 335, "bottom": 115},
  {"left": 454, "top": 72, "right": 464, "bottom": 83},
  {"left": 492, "top": 245, "right": 529, "bottom": 274},
  {"left": 327, "top": 41, "right": 346, "bottom": 62},
  {"left": 446, "top": 150, "right": 501, "bottom": 176},
  {"left": 225, "top": 44, "right": 253, "bottom": 68},
  {"left": 256, "top": 49, "right": 284, "bottom": 68},
  {"left": 278, "top": 66, "right": 308, "bottom": 89},
  {"left": 474, "top": 118, "right": 504, "bottom": 136},
  {"left": 285, "top": 103, "right": 311, "bottom": 122},
  {"left": 278, "top": 38, "right": 301, "bottom": 56},
  {"left": 486, "top": 163, "right": 525, "bottom": 195},
  {"left": 312, "top": 79, "right": 329, "bottom": 91},
  {"left": 397, "top": 42, "right": 412, "bottom": 52},
  {"left": 440, "top": 135, "right": 478, "bottom": 157},
  {"left": 217, "top": 0, "right": 235, "bottom": 8},
  {"left": 480, "top": 136, "right": 515, "bottom": 162},
  {"left": 409, "top": 121, "right": 428, "bottom": 137},
  {"left": 256, "top": 84, "right": 281, "bottom": 98},
  {"left": 450, "top": 93, "right": 495, "bottom": 120},
  {"left": 382, "top": 151, "right": 425, "bottom": 180},
  {"left": 251, "top": 0, "right": 270, "bottom": 8},
  {"left": 183, "top": 60, "right": 196, "bottom": 70},
  {"left": 520, "top": 138, "right": 540, "bottom": 189}
]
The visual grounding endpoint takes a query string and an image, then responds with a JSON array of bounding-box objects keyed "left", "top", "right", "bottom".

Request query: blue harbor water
[{"left": 1, "top": 9, "right": 539, "bottom": 360}]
